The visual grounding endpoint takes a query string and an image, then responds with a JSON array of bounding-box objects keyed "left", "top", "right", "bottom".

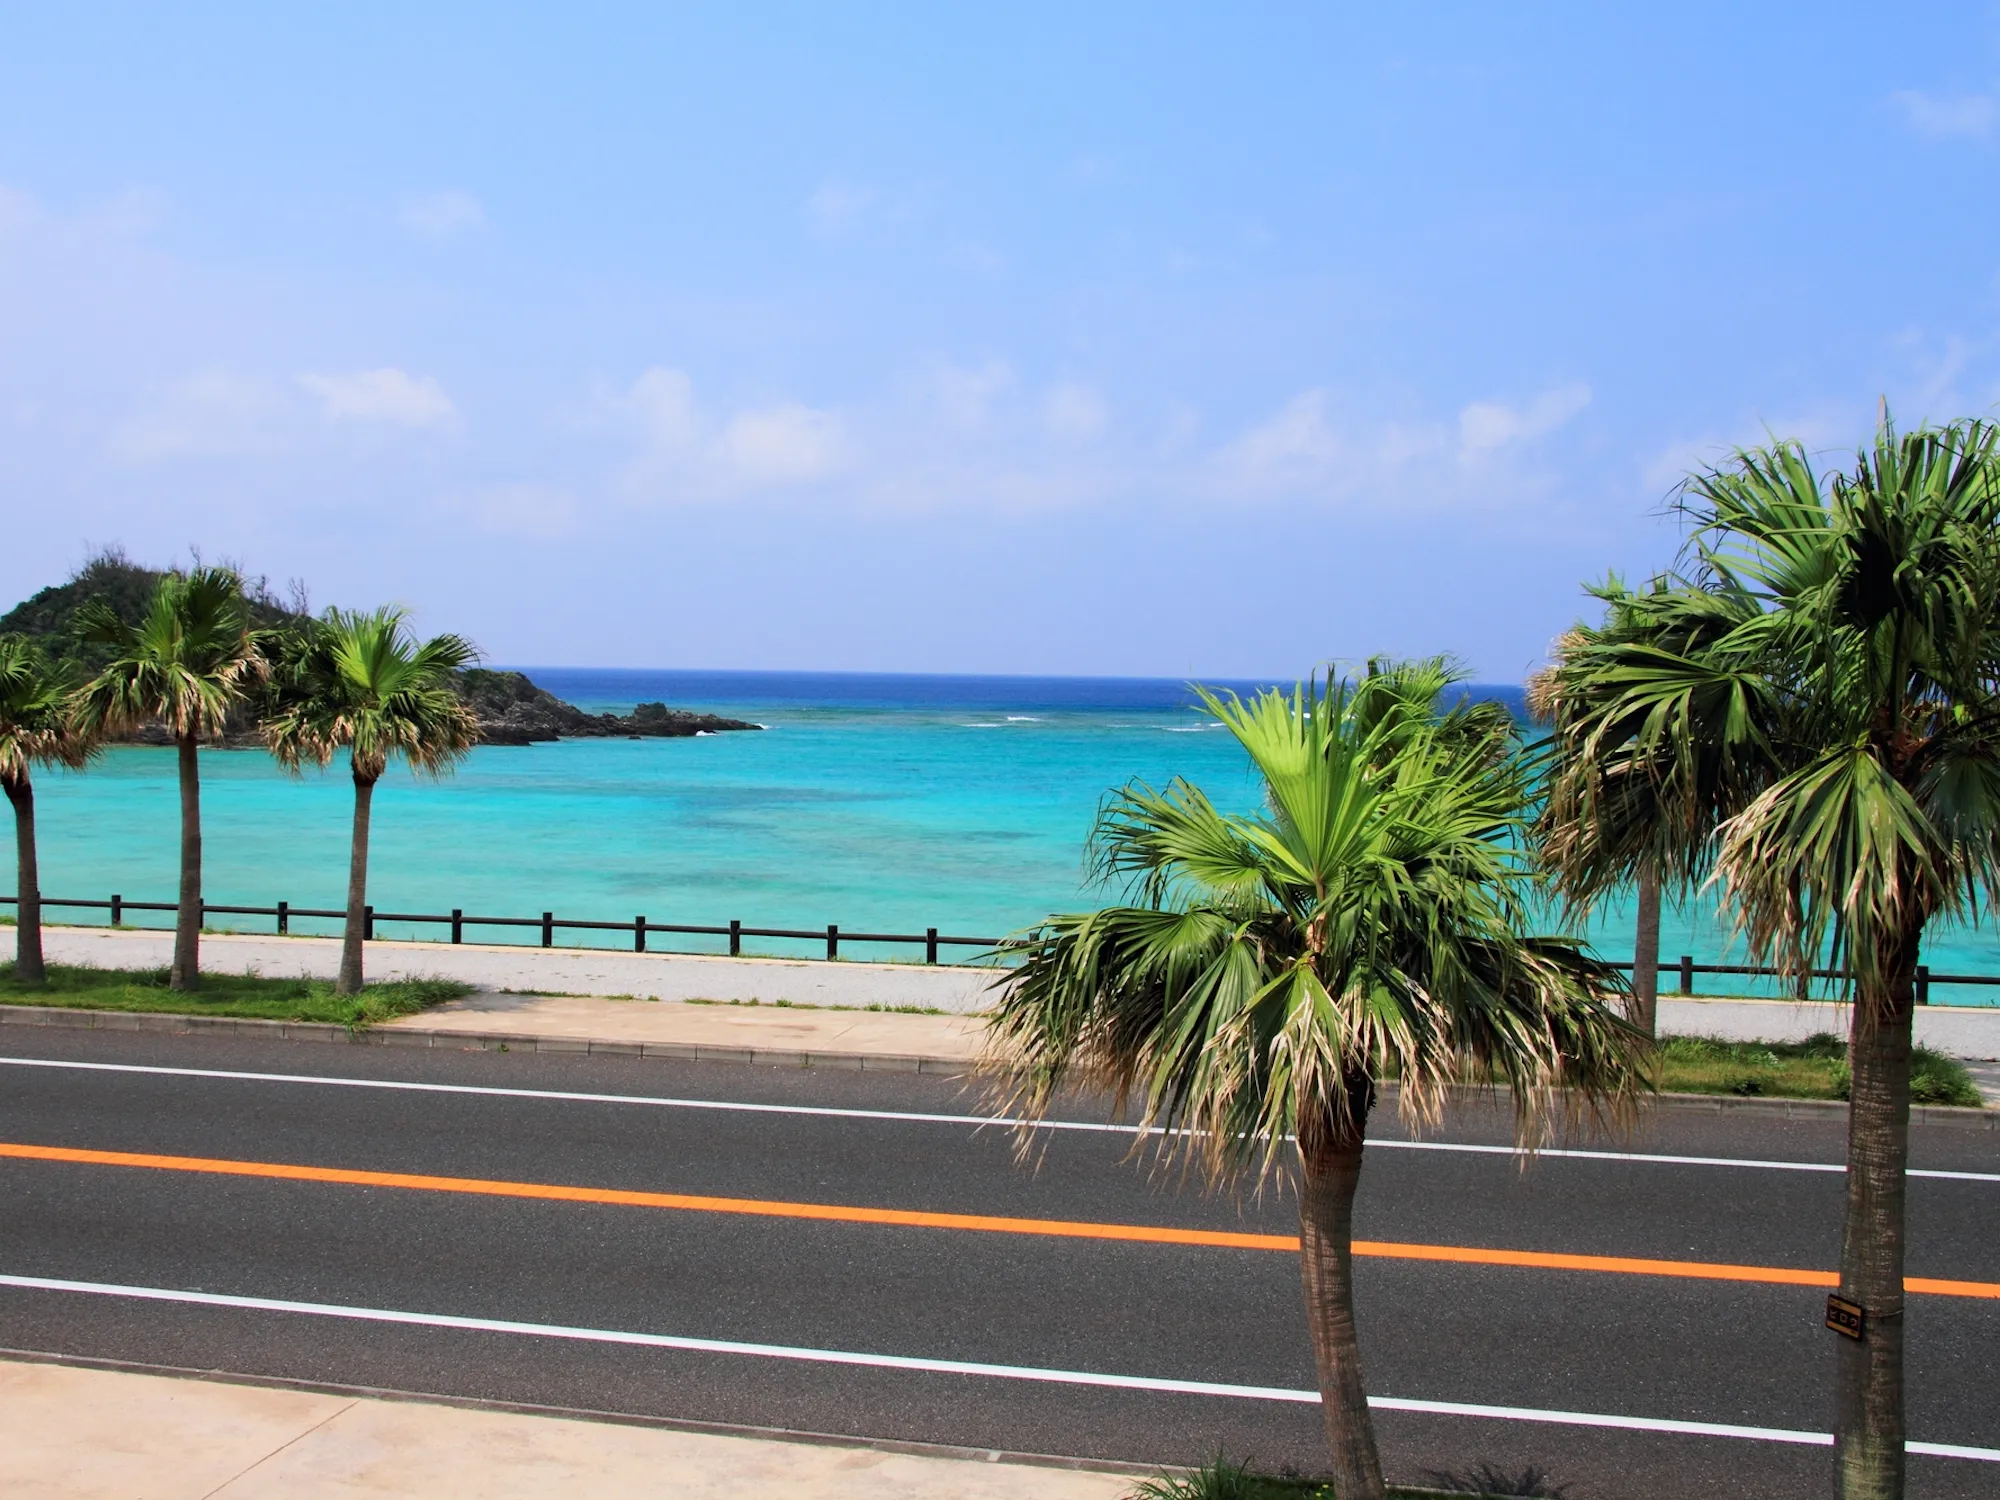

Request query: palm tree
[
  {"left": 264, "top": 606, "right": 478, "bottom": 994},
  {"left": 73, "top": 567, "right": 265, "bottom": 992},
  {"left": 0, "top": 637, "right": 98, "bottom": 983},
  {"left": 984, "top": 660, "right": 1645, "bottom": 1500},
  {"left": 1531, "top": 415, "right": 2000, "bottom": 1500},
  {"left": 1530, "top": 580, "right": 1755, "bottom": 1035}
]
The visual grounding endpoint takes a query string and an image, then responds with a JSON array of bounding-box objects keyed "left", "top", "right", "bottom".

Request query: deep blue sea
[{"left": 21, "top": 668, "right": 1998, "bottom": 999}]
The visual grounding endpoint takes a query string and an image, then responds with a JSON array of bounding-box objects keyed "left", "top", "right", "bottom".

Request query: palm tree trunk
[
  {"left": 1834, "top": 934, "right": 1916, "bottom": 1500},
  {"left": 337, "top": 772, "right": 376, "bottom": 996},
  {"left": 1296, "top": 1075, "right": 1386, "bottom": 1500},
  {"left": 171, "top": 732, "right": 202, "bottom": 992},
  {"left": 4, "top": 771, "right": 44, "bottom": 984},
  {"left": 1632, "top": 859, "right": 1661, "bottom": 1037}
]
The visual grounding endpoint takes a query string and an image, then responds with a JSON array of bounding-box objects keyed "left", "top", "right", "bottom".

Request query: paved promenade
[
  {"left": 32, "top": 927, "right": 2000, "bottom": 1070},
  {"left": 0, "top": 1357, "right": 1131, "bottom": 1499},
  {"left": 39, "top": 926, "right": 1003, "bottom": 1010}
]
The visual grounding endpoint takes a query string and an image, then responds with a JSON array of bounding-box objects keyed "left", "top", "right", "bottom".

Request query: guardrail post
[
  {"left": 277, "top": 900, "right": 289, "bottom": 935},
  {"left": 363, "top": 905, "right": 375, "bottom": 941},
  {"left": 110, "top": 893, "right": 122, "bottom": 927},
  {"left": 1915, "top": 965, "right": 1930, "bottom": 1006},
  {"left": 1678, "top": 955, "right": 1694, "bottom": 995},
  {"left": 542, "top": 912, "right": 554, "bottom": 948},
  {"left": 926, "top": 927, "right": 938, "bottom": 965},
  {"left": 827, "top": 924, "right": 838, "bottom": 961},
  {"left": 729, "top": 919, "right": 741, "bottom": 957}
]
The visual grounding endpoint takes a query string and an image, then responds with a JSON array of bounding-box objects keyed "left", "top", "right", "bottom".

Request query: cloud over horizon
[{"left": 300, "top": 368, "right": 458, "bottom": 428}]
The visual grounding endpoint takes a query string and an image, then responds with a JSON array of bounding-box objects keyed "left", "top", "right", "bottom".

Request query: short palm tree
[
  {"left": 264, "top": 606, "right": 479, "bottom": 994},
  {"left": 1532, "top": 415, "right": 2000, "bottom": 1500},
  {"left": 984, "top": 660, "right": 1645, "bottom": 1500},
  {"left": 1531, "top": 579, "right": 1753, "bottom": 1034},
  {"left": 0, "top": 637, "right": 98, "bottom": 982},
  {"left": 74, "top": 568, "right": 265, "bottom": 991}
]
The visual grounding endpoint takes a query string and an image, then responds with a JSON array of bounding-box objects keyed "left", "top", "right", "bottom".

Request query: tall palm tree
[
  {"left": 1532, "top": 416, "right": 2000, "bottom": 1500},
  {"left": 0, "top": 637, "right": 98, "bottom": 982},
  {"left": 1530, "top": 579, "right": 1755, "bottom": 1035},
  {"left": 984, "top": 660, "right": 1645, "bottom": 1500},
  {"left": 264, "top": 606, "right": 479, "bottom": 994},
  {"left": 74, "top": 567, "right": 265, "bottom": 992}
]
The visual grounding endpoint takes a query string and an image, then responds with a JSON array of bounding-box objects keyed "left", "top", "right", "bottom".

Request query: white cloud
[
  {"left": 300, "top": 368, "right": 457, "bottom": 428},
  {"left": 1457, "top": 383, "right": 1591, "bottom": 456},
  {"left": 1043, "top": 382, "right": 1107, "bottom": 442},
  {"left": 402, "top": 189, "right": 486, "bottom": 237},
  {"left": 921, "top": 360, "right": 1013, "bottom": 431},
  {"left": 1208, "top": 383, "right": 1595, "bottom": 516},
  {"left": 603, "top": 367, "right": 850, "bottom": 497},
  {"left": 718, "top": 405, "right": 849, "bottom": 484},
  {"left": 112, "top": 372, "right": 291, "bottom": 462},
  {"left": 1223, "top": 389, "right": 1344, "bottom": 488},
  {"left": 625, "top": 366, "right": 702, "bottom": 451},
  {"left": 1890, "top": 89, "right": 1996, "bottom": 139},
  {"left": 805, "top": 178, "right": 878, "bottom": 240},
  {"left": 452, "top": 483, "right": 575, "bottom": 540}
]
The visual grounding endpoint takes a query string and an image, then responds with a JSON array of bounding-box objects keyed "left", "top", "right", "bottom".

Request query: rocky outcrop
[{"left": 456, "top": 669, "right": 760, "bottom": 745}]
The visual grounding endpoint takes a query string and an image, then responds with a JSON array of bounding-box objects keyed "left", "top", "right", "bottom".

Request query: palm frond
[{"left": 986, "top": 660, "right": 1645, "bottom": 1185}]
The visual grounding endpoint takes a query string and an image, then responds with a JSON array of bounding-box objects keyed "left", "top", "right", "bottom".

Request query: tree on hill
[
  {"left": 0, "top": 637, "right": 98, "bottom": 982},
  {"left": 0, "top": 549, "right": 306, "bottom": 682},
  {"left": 73, "top": 568, "right": 268, "bottom": 991}
]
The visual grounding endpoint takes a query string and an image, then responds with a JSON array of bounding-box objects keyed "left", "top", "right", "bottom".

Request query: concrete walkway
[
  {"left": 39, "top": 926, "right": 1003, "bottom": 1012},
  {"left": 21, "top": 926, "right": 2000, "bottom": 1101},
  {"left": 1655, "top": 995, "right": 2000, "bottom": 1059},
  {"left": 0, "top": 1357, "right": 1133, "bottom": 1499},
  {"left": 382, "top": 988, "right": 986, "bottom": 1068}
]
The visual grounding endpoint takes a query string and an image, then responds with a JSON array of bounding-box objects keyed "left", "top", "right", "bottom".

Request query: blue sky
[{"left": 3, "top": 4, "right": 1998, "bottom": 681}]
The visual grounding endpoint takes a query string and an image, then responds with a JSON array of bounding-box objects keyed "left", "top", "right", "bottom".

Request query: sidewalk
[
  {"left": 15, "top": 925, "right": 2000, "bottom": 1101},
  {"left": 380, "top": 989, "right": 986, "bottom": 1070},
  {"left": 0, "top": 1357, "right": 1134, "bottom": 1499},
  {"left": 38, "top": 926, "right": 1000, "bottom": 1012}
]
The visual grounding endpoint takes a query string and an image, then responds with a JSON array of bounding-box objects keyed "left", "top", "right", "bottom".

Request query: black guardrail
[
  {"left": 1, "top": 894, "right": 998, "bottom": 965},
  {"left": 3, "top": 894, "right": 1996, "bottom": 998}
]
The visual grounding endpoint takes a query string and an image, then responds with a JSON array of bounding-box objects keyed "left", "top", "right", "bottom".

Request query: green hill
[
  {"left": 0, "top": 550, "right": 306, "bottom": 678},
  {"left": 2, "top": 552, "right": 758, "bottom": 744}
]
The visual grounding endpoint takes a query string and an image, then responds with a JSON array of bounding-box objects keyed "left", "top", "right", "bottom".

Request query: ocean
[{"left": 19, "top": 668, "right": 1998, "bottom": 1000}]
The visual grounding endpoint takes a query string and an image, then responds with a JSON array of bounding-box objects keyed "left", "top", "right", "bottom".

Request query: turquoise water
[{"left": 17, "top": 669, "right": 1998, "bottom": 997}]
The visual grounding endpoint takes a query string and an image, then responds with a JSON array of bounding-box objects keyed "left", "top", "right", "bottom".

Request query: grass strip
[
  {"left": 1657, "top": 1032, "right": 1981, "bottom": 1107},
  {"left": 0, "top": 962, "right": 472, "bottom": 1028},
  {"left": 0, "top": 962, "right": 1985, "bottom": 1105}
]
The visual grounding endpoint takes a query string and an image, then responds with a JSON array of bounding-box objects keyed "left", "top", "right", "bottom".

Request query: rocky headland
[
  {"left": 457, "top": 670, "right": 760, "bottom": 744},
  {"left": 0, "top": 554, "right": 762, "bottom": 749}
]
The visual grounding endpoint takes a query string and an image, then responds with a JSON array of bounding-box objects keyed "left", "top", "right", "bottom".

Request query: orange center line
[{"left": 3, "top": 1141, "right": 1993, "bottom": 1300}]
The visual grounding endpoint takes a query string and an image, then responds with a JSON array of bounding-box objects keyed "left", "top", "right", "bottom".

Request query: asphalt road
[{"left": 0, "top": 1028, "right": 1993, "bottom": 1500}]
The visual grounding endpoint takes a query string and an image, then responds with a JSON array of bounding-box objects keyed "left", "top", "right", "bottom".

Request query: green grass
[
  {"left": 0, "top": 962, "right": 474, "bottom": 1028},
  {"left": 1658, "top": 1032, "right": 1982, "bottom": 1107}
]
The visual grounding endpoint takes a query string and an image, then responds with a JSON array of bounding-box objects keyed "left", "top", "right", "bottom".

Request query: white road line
[
  {"left": 0, "top": 1272, "right": 1992, "bottom": 1463},
  {"left": 1, "top": 1055, "right": 1994, "bottom": 1183}
]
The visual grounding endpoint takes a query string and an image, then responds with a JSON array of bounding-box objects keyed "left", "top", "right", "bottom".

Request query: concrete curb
[
  {"left": 5, "top": 1000, "right": 1996, "bottom": 1126},
  {"left": 0, "top": 1003, "right": 973, "bottom": 1075}
]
